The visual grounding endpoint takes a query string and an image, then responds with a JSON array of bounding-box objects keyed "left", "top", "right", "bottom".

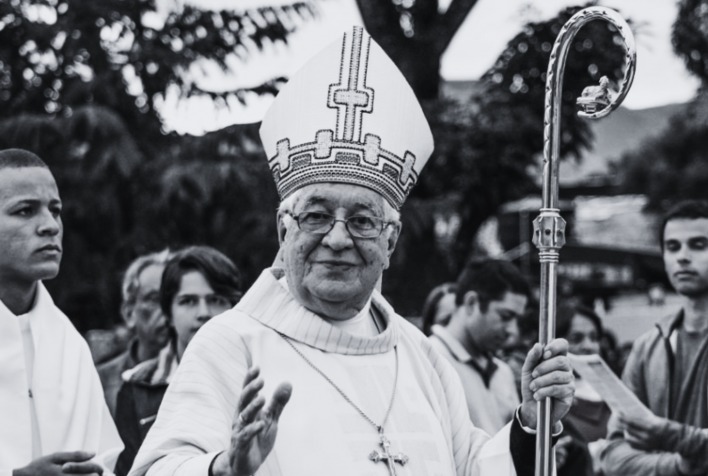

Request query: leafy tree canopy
[
  {"left": 673, "top": 0, "right": 708, "bottom": 83},
  {"left": 409, "top": 4, "right": 631, "bottom": 269},
  {"left": 357, "top": 0, "right": 479, "bottom": 99},
  {"left": 617, "top": 0, "right": 708, "bottom": 211},
  {"left": 0, "top": 1, "right": 641, "bottom": 322},
  {"left": 0, "top": 0, "right": 320, "bottom": 146}
]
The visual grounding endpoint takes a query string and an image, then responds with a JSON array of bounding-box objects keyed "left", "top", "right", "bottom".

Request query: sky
[
  {"left": 442, "top": 0, "right": 699, "bottom": 108},
  {"left": 159, "top": 0, "right": 701, "bottom": 135}
]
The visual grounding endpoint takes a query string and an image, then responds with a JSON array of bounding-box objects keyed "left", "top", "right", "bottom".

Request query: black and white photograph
[{"left": 1, "top": 1, "right": 706, "bottom": 475}]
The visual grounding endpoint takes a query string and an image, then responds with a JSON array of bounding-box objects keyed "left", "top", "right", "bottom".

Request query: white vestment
[
  {"left": 130, "top": 268, "right": 519, "bottom": 476},
  {"left": 0, "top": 283, "right": 123, "bottom": 476}
]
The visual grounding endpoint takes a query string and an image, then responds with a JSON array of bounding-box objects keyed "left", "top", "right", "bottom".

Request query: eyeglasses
[{"left": 286, "top": 211, "right": 393, "bottom": 239}]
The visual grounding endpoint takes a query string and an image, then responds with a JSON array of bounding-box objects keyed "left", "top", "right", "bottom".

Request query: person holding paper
[{"left": 601, "top": 199, "right": 708, "bottom": 476}]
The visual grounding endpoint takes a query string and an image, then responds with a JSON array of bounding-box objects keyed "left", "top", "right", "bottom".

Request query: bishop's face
[{"left": 278, "top": 183, "right": 400, "bottom": 320}]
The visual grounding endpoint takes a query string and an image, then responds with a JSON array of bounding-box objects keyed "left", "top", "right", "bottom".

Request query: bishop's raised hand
[{"left": 212, "top": 366, "right": 292, "bottom": 476}]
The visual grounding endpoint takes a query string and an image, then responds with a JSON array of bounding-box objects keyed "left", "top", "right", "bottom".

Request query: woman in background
[
  {"left": 420, "top": 282, "right": 457, "bottom": 336},
  {"left": 114, "top": 245, "right": 242, "bottom": 475},
  {"left": 556, "top": 303, "right": 612, "bottom": 476}
]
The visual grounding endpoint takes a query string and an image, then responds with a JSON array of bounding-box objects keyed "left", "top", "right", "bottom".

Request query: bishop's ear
[
  {"left": 386, "top": 221, "right": 402, "bottom": 257},
  {"left": 277, "top": 211, "right": 289, "bottom": 245}
]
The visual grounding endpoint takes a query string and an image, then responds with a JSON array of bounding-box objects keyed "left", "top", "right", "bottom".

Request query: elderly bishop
[{"left": 130, "top": 26, "right": 574, "bottom": 476}]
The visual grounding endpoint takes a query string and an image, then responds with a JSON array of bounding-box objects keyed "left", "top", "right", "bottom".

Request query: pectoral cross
[{"left": 368, "top": 428, "right": 409, "bottom": 476}]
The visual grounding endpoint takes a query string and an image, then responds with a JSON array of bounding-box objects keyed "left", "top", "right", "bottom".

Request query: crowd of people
[
  {"left": 2, "top": 25, "right": 708, "bottom": 476},
  {"left": 416, "top": 200, "right": 708, "bottom": 476}
]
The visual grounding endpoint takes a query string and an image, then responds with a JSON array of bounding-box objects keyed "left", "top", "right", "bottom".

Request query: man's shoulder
[
  {"left": 191, "top": 307, "right": 269, "bottom": 348},
  {"left": 207, "top": 307, "right": 263, "bottom": 331},
  {"left": 123, "top": 354, "right": 161, "bottom": 385},
  {"left": 427, "top": 331, "right": 452, "bottom": 356},
  {"left": 97, "top": 349, "right": 130, "bottom": 377},
  {"left": 396, "top": 316, "right": 448, "bottom": 358},
  {"left": 633, "top": 311, "right": 680, "bottom": 347},
  {"left": 395, "top": 313, "right": 426, "bottom": 338},
  {"left": 426, "top": 325, "right": 470, "bottom": 360},
  {"left": 419, "top": 328, "right": 468, "bottom": 379},
  {"left": 491, "top": 355, "right": 516, "bottom": 374},
  {"left": 623, "top": 313, "right": 679, "bottom": 370}
]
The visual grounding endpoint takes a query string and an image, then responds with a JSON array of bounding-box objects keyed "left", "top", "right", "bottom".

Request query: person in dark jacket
[
  {"left": 97, "top": 249, "right": 172, "bottom": 418},
  {"left": 114, "top": 245, "right": 243, "bottom": 476}
]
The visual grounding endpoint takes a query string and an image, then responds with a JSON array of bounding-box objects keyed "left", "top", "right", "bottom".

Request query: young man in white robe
[
  {"left": 0, "top": 148, "right": 123, "bottom": 476},
  {"left": 130, "top": 26, "right": 574, "bottom": 476}
]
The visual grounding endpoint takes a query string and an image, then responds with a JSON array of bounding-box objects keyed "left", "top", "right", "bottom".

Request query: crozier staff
[{"left": 129, "top": 26, "right": 574, "bottom": 476}]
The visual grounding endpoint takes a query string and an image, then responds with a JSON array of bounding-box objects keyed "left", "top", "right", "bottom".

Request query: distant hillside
[
  {"left": 441, "top": 80, "right": 689, "bottom": 186},
  {"left": 441, "top": 79, "right": 486, "bottom": 100},
  {"left": 561, "top": 102, "right": 688, "bottom": 184}
]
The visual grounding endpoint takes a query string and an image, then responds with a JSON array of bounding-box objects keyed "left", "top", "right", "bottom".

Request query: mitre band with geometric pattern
[{"left": 259, "top": 26, "right": 434, "bottom": 210}]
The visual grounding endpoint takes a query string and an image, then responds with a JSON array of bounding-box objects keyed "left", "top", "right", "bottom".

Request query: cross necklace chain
[{"left": 280, "top": 333, "right": 409, "bottom": 475}]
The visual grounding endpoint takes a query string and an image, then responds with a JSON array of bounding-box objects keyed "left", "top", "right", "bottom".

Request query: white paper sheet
[{"left": 568, "top": 353, "right": 646, "bottom": 420}]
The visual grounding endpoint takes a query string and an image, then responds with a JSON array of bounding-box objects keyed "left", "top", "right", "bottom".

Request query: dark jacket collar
[{"left": 655, "top": 309, "right": 685, "bottom": 339}]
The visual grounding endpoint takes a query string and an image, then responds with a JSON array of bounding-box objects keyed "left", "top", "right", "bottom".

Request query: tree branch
[
  {"left": 354, "top": 0, "right": 406, "bottom": 44},
  {"left": 436, "top": 0, "right": 479, "bottom": 52}
]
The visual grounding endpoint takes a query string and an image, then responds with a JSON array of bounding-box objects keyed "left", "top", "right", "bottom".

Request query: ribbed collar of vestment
[{"left": 236, "top": 267, "right": 398, "bottom": 355}]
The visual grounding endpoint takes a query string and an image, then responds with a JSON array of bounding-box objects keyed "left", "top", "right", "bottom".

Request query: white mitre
[{"left": 259, "top": 26, "right": 434, "bottom": 210}]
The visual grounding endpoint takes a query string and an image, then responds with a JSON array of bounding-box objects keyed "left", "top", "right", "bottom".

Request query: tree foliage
[
  {"left": 408, "top": 5, "right": 631, "bottom": 271},
  {"left": 616, "top": 93, "right": 708, "bottom": 210},
  {"left": 356, "top": 0, "right": 479, "bottom": 99},
  {"left": 365, "top": 4, "right": 633, "bottom": 314},
  {"left": 673, "top": 0, "right": 708, "bottom": 83},
  {"left": 0, "top": 109, "right": 282, "bottom": 333},
  {"left": 0, "top": 0, "right": 641, "bottom": 322},
  {"left": 0, "top": 0, "right": 318, "bottom": 331},
  {"left": 616, "top": 0, "right": 708, "bottom": 211},
  {"left": 0, "top": 0, "right": 320, "bottom": 147}
]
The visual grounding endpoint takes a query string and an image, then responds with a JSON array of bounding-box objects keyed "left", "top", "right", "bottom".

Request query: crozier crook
[{"left": 532, "top": 7, "right": 636, "bottom": 476}]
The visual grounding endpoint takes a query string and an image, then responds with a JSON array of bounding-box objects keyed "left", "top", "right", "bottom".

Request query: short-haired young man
[
  {"left": 429, "top": 259, "right": 530, "bottom": 435},
  {"left": 0, "top": 148, "right": 122, "bottom": 475},
  {"left": 601, "top": 199, "right": 708, "bottom": 475}
]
